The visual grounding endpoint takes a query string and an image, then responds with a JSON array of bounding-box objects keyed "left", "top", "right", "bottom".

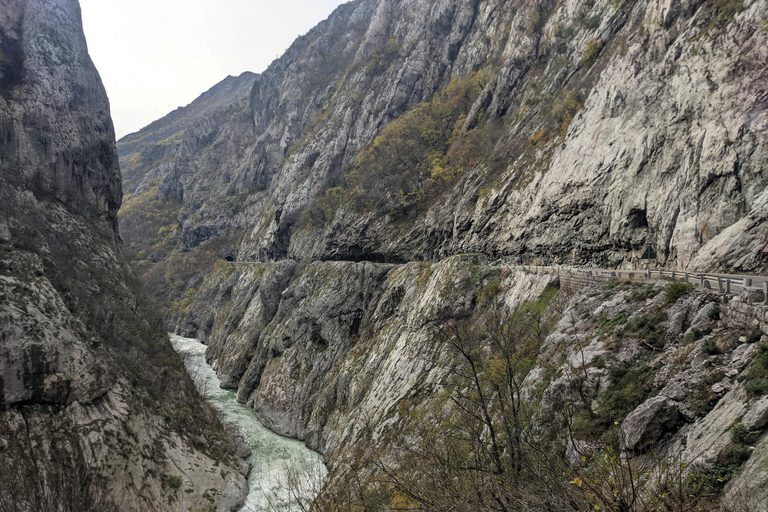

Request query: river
[{"left": 170, "top": 334, "right": 327, "bottom": 512}]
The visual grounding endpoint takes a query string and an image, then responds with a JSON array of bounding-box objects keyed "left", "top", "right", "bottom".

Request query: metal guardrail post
[
  {"left": 745, "top": 278, "right": 752, "bottom": 288},
  {"left": 726, "top": 278, "right": 731, "bottom": 294},
  {"left": 685, "top": 272, "right": 689, "bottom": 283},
  {"left": 717, "top": 277, "right": 724, "bottom": 294},
  {"left": 671, "top": 271, "right": 676, "bottom": 280},
  {"left": 764, "top": 282, "right": 768, "bottom": 305},
  {"left": 700, "top": 275, "right": 705, "bottom": 288}
]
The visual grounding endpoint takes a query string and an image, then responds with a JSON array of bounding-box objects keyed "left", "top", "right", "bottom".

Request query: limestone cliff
[
  {"left": 119, "top": 0, "right": 768, "bottom": 509},
  {"left": 122, "top": 0, "right": 767, "bottom": 278},
  {"left": 177, "top": 256, "right": 768, "bottom": 509},
  {"left": 0, "top": 1, "right": 247, "bottom": 510}
]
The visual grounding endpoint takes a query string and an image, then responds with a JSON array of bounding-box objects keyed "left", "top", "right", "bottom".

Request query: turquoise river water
[{"left": 170, "top": 334, "right": 326, "bottom": 511}]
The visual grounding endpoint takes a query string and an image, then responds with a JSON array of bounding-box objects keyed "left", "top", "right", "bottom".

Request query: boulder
[
  {"left": 621, "top": 396, "right": 679, "bottom": 452},
  {"left": 743, "top": 396, "right": 768, "bottom": 432}
]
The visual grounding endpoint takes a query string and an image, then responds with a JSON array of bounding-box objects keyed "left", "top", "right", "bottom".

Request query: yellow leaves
[
  {"left": 489, "top": 355, "right": 507, "bottom": 379},
  {"left": 390, "top": 489, "right": 418, "bottom": 509},
  {"left": 569, "top": 477, "right": 584, "bottom": 487},
  {"left": 552, "top": 90, "right": 583, "bottom": 137},
  {"left": 528, "top": 128, "right": 548, "bottom": 146}
]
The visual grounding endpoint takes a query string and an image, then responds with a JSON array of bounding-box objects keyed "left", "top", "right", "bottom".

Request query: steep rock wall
[
  {"left": 122, "top": 0, "right": 767, "bottom": 277},
  {"left": 0, "top": 1, "right": 247, "bottom": 510},
  {"left": 179, "top": 257, "right": 768, "bottom": 509}
]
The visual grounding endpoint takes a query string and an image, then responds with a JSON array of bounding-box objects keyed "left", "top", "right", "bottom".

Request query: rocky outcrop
[
  {"left": 178, "top": 254, "right": 768, "bottom": 507},
  {"left": 621, "top": 395, "right": 680, "bottom": 452},
  {"left": 0, "top": 1, "right": 247, "bottom": 509},
  {"left": 743, "top": 395, "right": 768, "bottom": 431}
]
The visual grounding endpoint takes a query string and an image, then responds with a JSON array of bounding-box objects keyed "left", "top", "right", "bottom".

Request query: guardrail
[{"left": 513, "top": 265, "right": 768, "bottom": 306}]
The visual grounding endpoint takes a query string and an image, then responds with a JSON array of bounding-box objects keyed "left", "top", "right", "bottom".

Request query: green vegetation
[
  {"left": 691, "top": 370, "right": 726, "bottom": 416},
  {"left": 297, "top": 72, "right": 495, "bottom": 229},
  {"left": 688, "top": 443, "right": 752, "bottom": 495},
  {"left": 684, "top": 328, "right": 707, "bottom": 345},
  {"left": 575, "top": 356, "right": 659, "bottom": 446},
  {"left": 702, "top": 338, "right": 721, "bottom": 355},
  {"left": 139, "top": 234, "right": 242, "bottom": 317},
  {"left": 597, "top": 310, "right": 629, "bottom": 330},
  {"left": 742, "top": 342, "right": 768, "bottom": 396},
  {"left": 120, "top": 185, "right": 181, "bottom": 263},
  {"left": 162, "top": 474, "right": 183, "bottom": 491},
  {"left": 582, "top": 38, "right": 603, "bottom": 64},
  {"left": 551, "top": 90, "right": 583, "bottom": 136},
  {"left": 731, "top": 420, "right": 762, "bottom": 446},
  {"left": 691, "top": 0, "right": 748, "bottom": 39},
  {"left": 616, "top": 312, "right": 668, "bottom": 348},
  {"left": 628, "top": 283, "right": 658, "bottom": 302},
  {"left": 747, "top": 327, "right": 764, "bottom": 344},
  {"left": 664, "top": 280, "right": 695, "bottom": 304}
]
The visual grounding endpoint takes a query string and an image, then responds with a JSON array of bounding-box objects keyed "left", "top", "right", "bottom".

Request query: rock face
[
  {"left": 122, "top": 0, "right": 767, "bottom": 278},
  {"left": 118, "top": 0, "right": 768, "bottom": 508},
  {"left": 0, "top": 1, "right": 247, "bottom": 510},
  {"left": 621, "top": 395, "right": 680, "bottom": 452},
  {"left": 176, "top": 255, "right": 768, "bottom": 507},
  {"left": 177, "top": 255, "right": 558, "bottom": 456}
]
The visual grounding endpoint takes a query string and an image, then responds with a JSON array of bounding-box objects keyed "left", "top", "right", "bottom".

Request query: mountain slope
[
  {"left": 0, "top": 1, "right": 247, "bottom": 510},
  {"left": 122, "top": 0, "right": 766, "bottom": 294},
  {"left": 118, "top": 0, "right": 768, "bottom": 509}
]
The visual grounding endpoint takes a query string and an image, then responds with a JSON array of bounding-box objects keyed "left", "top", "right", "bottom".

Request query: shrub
[
  {"left": 528, "top": 128, "right": 548, "bottom": 146},
  {"left": 616, "top": 313, "right": 668, "bottom": 348},
  {"left": 746, "top": 327, "right": 763, "bottom": 344},
  {"left": 702, "top": 339, "right": 721, "bottom": 355},
  {"left": 163, "top": 474, "right": 183, "bottom": 490},
  {"left": 707, "top": 305, "right": 721, "bottom": 321},
  {"left": 597, "top": 310, "right": 629, "bottom": 330},
  {"left": 731, "top": 421, "right": 762, "bottom": 446},
  {"left": 742, "top": 343, "right": 768, "bottom": 397},
  {"left": 582, "top": 38, "right": 603, "bottom": 64},
  {"left": 576, "top": 357, "right": 659, "bottom": 445},
  {"left": 688, "top": 443, "right": 751, "bottom": 494},
  {"left": 627, "top": 284, "right": 658, "bottom": 302},
  {"left": 664, "top": 281, "right": 695, "bottom": 304},
  {"left": 551, "top": 91, "right": 583, "bottom": 136}
]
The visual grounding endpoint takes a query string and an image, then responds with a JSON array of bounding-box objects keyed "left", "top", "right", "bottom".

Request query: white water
[{"left": 170, "top": 334, "right": 327, "bottom": 512}]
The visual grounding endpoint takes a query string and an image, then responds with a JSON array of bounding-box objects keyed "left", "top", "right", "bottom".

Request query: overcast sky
[{"left": 79, "top": 0, "right": 349, "bottom": 139}]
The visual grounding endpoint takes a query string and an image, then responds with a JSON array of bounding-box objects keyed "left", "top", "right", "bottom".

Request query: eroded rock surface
[{"left": 0, "top": 1, "right": 247, "bottom": 509}]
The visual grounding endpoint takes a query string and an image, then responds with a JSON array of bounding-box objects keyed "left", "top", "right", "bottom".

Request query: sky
[{"left": 79, "top": 0, "right": 349, "bottom": 139}]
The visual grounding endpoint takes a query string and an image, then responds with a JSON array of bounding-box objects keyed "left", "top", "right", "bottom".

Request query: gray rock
[
  {"left": 120, "top": 0, "right": 768, "bottom": 273},
  {"left": 725, "top": 432, "right": 768, "bottom": 511},
  {"left": 0, "top": 221, "right": 10, "bottom": 244},
  {"left": 0, "top": 0, "right": 248, "bottom": 509},
  {"left": 229, "top": 431, "right": 253, "bottom": 459},
  {"left": 621, "top": 396, "right": 680, "bottom": 452},
  {"left": 743, "top": 396, "right": 768, "bottom": 432},
  {"left": 661, "top": 380, "right": 689, "bottom": 402},
  {"left": 732, "top": 343, "right": 758, "bottom": 369}
]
